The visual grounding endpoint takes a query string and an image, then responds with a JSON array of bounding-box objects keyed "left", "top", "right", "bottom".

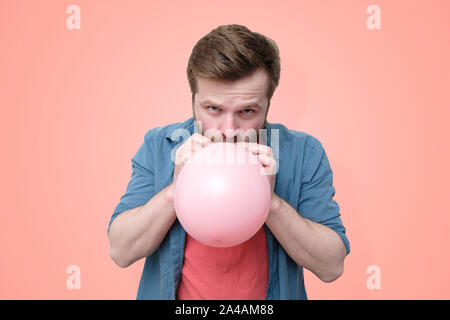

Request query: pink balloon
[{"left": 174, "top": 142, "right": 272, "bottom": 248}]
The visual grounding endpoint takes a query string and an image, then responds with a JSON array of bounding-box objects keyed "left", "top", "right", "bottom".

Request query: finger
[
  {"left": 191, "top": 133, "right": 213, "bottom": 147},
  {"left": 258, "top": 154, "right": 278, "bottom": 174},
  {"left": 239, "top": 142, "right": 273, "bottom": 157},
  {"left": 175, "top": 147, "right": 190, "bottom": 165},
  {"left": 257, "top": 153, "right": 275, "bottom": 168},
  {"left": 244, "top": 142, "right": 271, "bottom": 156},
  {"left": 190, "top": 141, "right": 204, "bottom": 155},
  {"left": 177, "top": 134, "right": 211, "bottom": 156},
  {"left": 177, "top": 144, "right": 203, "bottom": 164}
]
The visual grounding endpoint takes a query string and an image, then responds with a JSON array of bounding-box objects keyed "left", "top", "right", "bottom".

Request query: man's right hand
[{"left": 167, "top": 133, "right": 212, "bottom": 199}]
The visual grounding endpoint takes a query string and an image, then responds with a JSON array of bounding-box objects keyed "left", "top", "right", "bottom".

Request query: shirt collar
[{"left": 164, "top": 117, "right": 196, "bottom": 143}]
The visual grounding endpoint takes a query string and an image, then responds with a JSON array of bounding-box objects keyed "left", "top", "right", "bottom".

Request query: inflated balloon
[{"left": 173, "top": 142, "right": 272, "bottom": 248}]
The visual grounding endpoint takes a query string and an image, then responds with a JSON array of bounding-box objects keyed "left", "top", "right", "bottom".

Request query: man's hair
[{"left": 187, "top": 24, "right": 281, "bottom": 106}]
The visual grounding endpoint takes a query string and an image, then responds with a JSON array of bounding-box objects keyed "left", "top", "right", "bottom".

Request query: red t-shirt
[{"left": 176, "top": 226, "right": 269, "bottom": 300}]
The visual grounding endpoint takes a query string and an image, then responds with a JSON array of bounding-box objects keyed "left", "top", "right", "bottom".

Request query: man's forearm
[
  {"left": 108, "top": 183, "right": 177, "bottom": 268},
  {"left": 265, "top": 195, "right": 347, "bottom": 283}
]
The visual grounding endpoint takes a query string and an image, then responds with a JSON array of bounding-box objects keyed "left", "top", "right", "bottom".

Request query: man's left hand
[{"left": 238, "top": 142, "right": 278, "bottom": 196}]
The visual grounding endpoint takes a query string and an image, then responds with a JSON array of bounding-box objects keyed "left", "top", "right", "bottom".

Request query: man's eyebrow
[
  {"left": 200, "top": 99, "right": 220, "bottom": 106},
  {"left": 200, "top": 99, "right": 262, "bottom": 109}
]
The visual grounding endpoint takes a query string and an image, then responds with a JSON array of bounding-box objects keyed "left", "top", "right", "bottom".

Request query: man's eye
[
  {"left": 242, "top": 109, "right": 254, "bottom": 115},
  {"left": 208, "top": 106, "right": 219, "bottom": 111}
]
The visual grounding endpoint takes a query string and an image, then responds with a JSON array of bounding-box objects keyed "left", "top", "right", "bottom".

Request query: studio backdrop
[{"left": 0, "top": 0, "right": 449, "bottom": 299}]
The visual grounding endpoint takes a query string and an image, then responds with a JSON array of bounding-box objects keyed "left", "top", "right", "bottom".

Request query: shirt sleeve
[
  {"left": 297, "top": 137, "right": 350, "bottom": 255},
  {"left": 107, "top": 130, "right": 156, "bottom": 236}
]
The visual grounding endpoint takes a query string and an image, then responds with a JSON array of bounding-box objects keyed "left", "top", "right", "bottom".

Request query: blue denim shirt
[{"left": 108, "top": 117, "right": 350, "bottom": 300}]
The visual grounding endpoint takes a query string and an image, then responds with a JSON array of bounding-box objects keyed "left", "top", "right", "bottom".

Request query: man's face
[{"left": 192, "top": 67, "right": 270, "bottom": 143}]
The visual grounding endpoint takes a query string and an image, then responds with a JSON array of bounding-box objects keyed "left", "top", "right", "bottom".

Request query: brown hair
[{"left": 187, "top": 24, "right": 281, "bottom": 107}]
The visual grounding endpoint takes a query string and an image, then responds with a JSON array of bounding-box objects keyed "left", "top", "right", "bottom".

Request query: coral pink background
[{"left": 1, "top": 0, "right": 449, "bottom": 299}]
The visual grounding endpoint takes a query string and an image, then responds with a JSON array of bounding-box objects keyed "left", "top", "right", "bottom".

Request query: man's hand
[
  {"left": 238, "top": 142, "right": 278, "bottom": 196},
  {"left": 167, "top": 133, "right": 212, "bottom": 200}
]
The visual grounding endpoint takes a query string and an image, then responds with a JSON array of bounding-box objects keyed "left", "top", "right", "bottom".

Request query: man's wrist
[
  {"left": 165, "top": 182, "right": 175, "bottom": 202},
  {"left": 270, "top": 193, "right": 283, "bottom": 214}
]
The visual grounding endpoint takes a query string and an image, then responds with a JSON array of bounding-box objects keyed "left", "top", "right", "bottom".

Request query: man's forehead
[{"left": 197, "top": 68, "right": 269, "bottom": 91}]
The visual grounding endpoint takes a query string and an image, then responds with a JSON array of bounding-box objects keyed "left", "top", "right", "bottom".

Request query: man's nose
[{"left": 219, "top": 115, "right": 235, "bottom": 139}]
